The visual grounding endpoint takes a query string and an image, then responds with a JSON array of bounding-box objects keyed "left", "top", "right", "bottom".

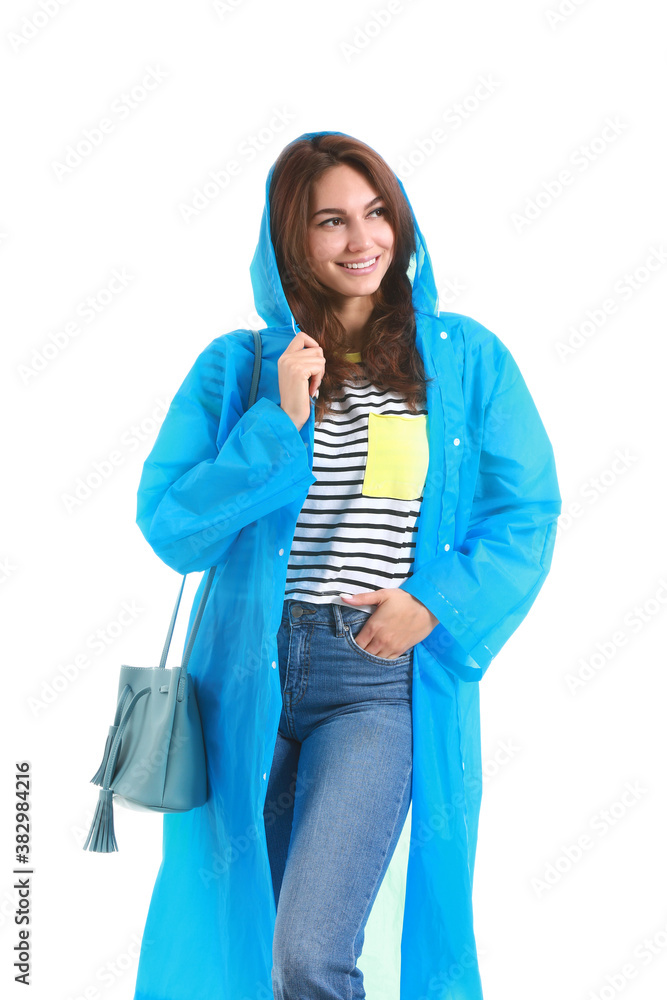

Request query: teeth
[{"left": 341, "top": 257, "right": 377, "bottom": 269}]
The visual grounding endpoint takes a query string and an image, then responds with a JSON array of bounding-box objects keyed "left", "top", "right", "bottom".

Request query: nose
[{"left": 345, "top": 219, "right": 374, "bottom": 251}]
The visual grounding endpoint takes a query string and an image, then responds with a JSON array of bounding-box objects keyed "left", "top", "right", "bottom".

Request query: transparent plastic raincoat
[{"left": 132, "top": 130, "right": 562, "bottom": 1000}]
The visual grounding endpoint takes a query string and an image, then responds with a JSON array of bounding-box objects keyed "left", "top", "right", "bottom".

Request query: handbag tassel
[
  {"left": 90, "top": 727, "right": 118, "bottom": 785},
  {"left": 90, "top": 686, "right": 133, "bottom": 786},
  {"left": 84, "top": 684, "right": 151, "bottom": 853},
  {"left": 84, "top": 787, "right": 118, "bottom": 853}
]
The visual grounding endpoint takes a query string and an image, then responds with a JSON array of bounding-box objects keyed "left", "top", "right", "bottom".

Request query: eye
[{"left": 318, "top": 206, "right": 388, "bottom": 228}]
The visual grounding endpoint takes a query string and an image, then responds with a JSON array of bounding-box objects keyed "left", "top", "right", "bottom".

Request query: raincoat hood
[
  {"left": 132, "top": 129, "right": 562, "bottom": 1000},
  {"left": 249, "top": 129, "right": 439, "bottom": 333}
]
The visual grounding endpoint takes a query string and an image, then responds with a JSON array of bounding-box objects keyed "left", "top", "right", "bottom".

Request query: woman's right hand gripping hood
[{"left": 135, "top": 332, "right": 317, "bottom": 575}]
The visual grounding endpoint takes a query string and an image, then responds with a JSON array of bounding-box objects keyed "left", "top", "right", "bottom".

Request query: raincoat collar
[{"left": 249, "top": 129, "right": 440, "bottom": 334}]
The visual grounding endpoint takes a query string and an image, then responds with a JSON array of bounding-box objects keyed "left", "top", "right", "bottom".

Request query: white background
[{"left": 2, "top": 1, "right": 666, "bottom": 999}]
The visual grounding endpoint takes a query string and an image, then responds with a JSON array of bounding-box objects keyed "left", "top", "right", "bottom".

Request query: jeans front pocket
[
  {"left": 343, "top": 622, "right": 413, "bottom": 665},
  {"left": 361, "top": 412, "right": 429, "bottom": 501}
]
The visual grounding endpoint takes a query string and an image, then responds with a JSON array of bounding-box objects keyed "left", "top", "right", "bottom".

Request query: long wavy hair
[{"left": 268, "top": 133, "right": 435, "bottom": 422}]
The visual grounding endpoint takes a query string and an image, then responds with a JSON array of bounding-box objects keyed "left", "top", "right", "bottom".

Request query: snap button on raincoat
[{"left": 132, "top": 130, "right": 562, "bottom": 1000}]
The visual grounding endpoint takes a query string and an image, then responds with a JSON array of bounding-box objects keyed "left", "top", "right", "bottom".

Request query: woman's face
[{"left": 306, "top": 163, "right": 394, "bottom": 302}]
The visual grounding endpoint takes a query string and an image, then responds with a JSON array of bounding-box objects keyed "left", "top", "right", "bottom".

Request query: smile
[{"left": 336, "top": 256, "right": 379, "bottom": 273}]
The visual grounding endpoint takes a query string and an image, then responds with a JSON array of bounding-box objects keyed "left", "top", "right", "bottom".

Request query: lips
[{"left": 336, "top": 255, "right": 379, "bottom": 270}]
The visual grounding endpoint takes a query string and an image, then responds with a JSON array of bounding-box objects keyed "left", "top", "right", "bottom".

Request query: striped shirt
[{"left": 284, "top": 351, "right": 429, "bottom": 614}]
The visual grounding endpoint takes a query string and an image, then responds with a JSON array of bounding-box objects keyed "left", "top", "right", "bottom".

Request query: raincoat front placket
[
  {"left": 248, "top": 312, "right": 484, "bottom": 999},
  {"left": 396, "top": 314, "right": 485, "bottom": 999}
]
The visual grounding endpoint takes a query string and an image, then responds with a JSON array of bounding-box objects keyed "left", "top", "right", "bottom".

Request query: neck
[{"left": 329, "top": 292, "right": 374, "bottom": 350}]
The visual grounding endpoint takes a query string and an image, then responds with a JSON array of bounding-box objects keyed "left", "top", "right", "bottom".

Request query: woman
[{"left": 132, "top": 130, "right": 561, "bottom": 1000}]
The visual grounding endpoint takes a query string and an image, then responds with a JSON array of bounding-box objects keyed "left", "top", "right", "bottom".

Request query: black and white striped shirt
[{"left": 284, "top": 353, "right": 429, "bottom": 614}]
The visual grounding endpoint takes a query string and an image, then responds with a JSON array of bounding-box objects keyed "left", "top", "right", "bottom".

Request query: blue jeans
[{"left": 264, "top": 598, "right": 414, "bottom": 1000}]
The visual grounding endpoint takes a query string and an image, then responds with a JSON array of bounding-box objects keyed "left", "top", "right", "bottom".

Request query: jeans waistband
[{"left": 281, "top": 598, "right": 372, "bottom": 636}]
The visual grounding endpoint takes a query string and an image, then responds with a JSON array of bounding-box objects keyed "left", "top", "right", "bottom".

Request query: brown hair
[{"left": 268, "top": 133, "right": 434, "bottom": 422}]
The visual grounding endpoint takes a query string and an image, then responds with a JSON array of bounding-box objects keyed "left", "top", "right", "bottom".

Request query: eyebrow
[{"left": 311, "top": 195, "right": 384, "bottom": 219}]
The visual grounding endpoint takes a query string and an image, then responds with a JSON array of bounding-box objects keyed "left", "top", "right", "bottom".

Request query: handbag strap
[{"left": 158, "top": 328, "right": 263, "bottom": 671}]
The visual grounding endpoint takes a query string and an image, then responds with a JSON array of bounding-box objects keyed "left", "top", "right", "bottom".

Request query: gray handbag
[{"left": 84, "top": 329, "right": 263, "bottom": 852}]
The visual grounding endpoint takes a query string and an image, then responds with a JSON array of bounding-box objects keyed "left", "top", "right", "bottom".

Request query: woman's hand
[
  {"left": 340, "top": 589, "right": 440, "bottom": 659},
  {"left": 278, "top": 332, "right": 326, "bottom": 432}
]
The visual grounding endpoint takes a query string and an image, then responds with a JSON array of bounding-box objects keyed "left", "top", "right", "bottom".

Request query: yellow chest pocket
[{"left": 361, "top": 412, "right": 430, "bottom": 501}]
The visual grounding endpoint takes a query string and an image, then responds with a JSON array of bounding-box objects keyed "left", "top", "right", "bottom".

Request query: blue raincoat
[{"left": 132, "top": 130, "right": 561, "bottom": 1000}]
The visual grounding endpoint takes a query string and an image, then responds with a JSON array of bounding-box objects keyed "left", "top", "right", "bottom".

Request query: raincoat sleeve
[
  {"left": 135, "top": 334, "right": 316, "bottom": 575},
  {"left": 400, "top": 331, "right": 562, "bottom": 682}
]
